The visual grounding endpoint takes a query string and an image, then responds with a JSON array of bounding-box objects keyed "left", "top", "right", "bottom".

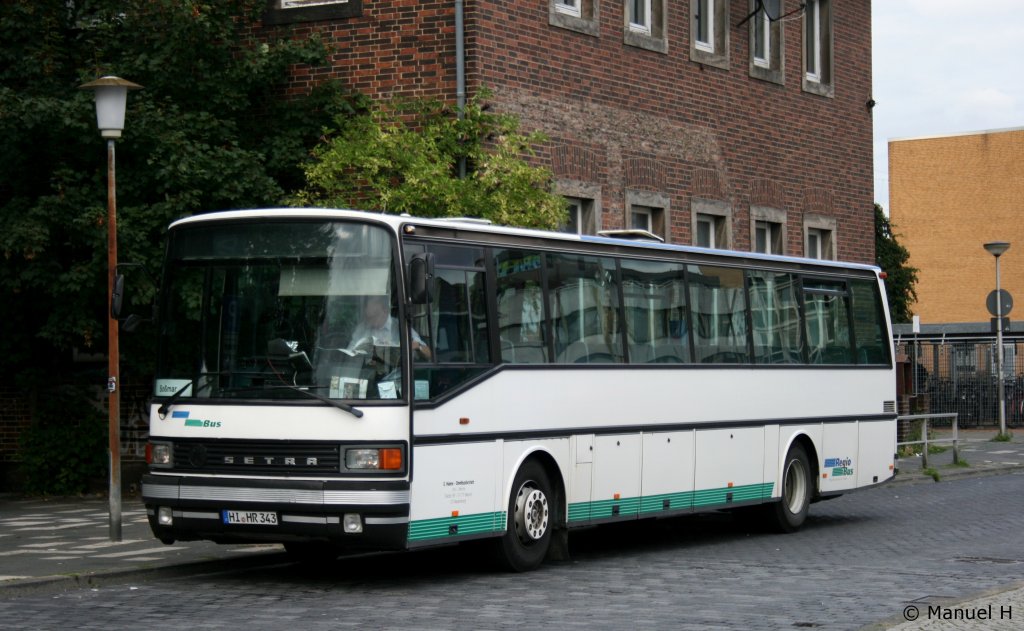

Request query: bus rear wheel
[
  {"left": 768, "top": 442, "right": 812, "bottom": 533},
  {"left": 493, "top": 460, "right": 553, "bottom": 572}
]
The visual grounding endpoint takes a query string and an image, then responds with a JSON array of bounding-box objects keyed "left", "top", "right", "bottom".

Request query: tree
[
  {"left": 0, "top": 0, "right": 352, "bottom": 384},
  {"left": 875, "top": 203, "right": 918, "bottom": 323},
  {"left": 297, "top": 94, "right": 568, "bottom": 229}
]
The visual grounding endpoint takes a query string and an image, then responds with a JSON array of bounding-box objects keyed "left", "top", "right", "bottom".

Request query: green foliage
[
  {"left": 875, "top": 204, "right": 919, "bottom": 324},
  {"left": 0, "top": 0, "right": 352, "bottom": 382},
  {"left": 993, "top": 432, "right": 1013, "bottom": 442},
  {"left": 18, "top": 390, "right": 107, "bottom": 496},
  {"left": 297, "top": 93, "right": 568, "bottom": 229}
]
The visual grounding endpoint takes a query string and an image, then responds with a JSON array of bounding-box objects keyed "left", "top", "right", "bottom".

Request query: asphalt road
[{"left": 3, "top": 472, "right": 1024, "bottom": 631}]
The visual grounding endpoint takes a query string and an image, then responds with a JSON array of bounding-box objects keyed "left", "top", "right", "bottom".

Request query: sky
[{"left": 871, "top": 0, "right": 1024, "bottom": 209}]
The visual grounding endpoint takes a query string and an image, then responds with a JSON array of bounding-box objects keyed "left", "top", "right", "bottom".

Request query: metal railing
[{"left": 896, "top": 412, "right": 960, "bottom": 468}]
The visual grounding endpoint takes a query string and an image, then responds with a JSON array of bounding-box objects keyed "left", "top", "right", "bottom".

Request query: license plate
[{"left": 222, "top": 510, "right": 278, "bottom": 526}]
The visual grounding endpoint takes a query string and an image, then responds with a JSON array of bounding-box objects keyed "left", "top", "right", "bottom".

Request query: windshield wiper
[
  {"left": 265, "top": 385, "right": 364, "bottom": 419},
  {"left": 157, "top": 377, "right": 214, "bottom": 418},
  {"left": 158, "top": 378, "right": 364, "bottom": 419}
]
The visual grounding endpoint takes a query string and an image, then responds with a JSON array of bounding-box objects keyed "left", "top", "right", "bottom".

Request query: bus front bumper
[{"left": 141, "top": 474, "right": 410, "bottom": 550}]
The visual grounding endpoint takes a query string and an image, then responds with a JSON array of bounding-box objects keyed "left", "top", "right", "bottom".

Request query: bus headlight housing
[
  {"left": 147, "top": 441, "right": 173, "bottom": 468},
  {"left": 344, "top": 447, "right": 403, "bottom": 471}
]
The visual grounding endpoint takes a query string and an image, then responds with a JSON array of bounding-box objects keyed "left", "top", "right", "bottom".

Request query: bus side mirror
[
  {"left": 111, "top": 273, "right": 125, "bottom": 319},
  {"left": 409, "top": 253, "right": 434, "bottom": 304}
]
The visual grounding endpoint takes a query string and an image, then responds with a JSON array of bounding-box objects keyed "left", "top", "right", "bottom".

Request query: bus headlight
[
  {"left": 147, "top": 442, "right": 173, "bottom": 467},
  {"left": 344, "top": 447, "right": 403, "bottom": 471}
]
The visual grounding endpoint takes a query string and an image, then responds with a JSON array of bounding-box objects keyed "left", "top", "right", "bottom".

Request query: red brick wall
[{"left": 263, "top": 0, "right": 875, "bottom": 262}]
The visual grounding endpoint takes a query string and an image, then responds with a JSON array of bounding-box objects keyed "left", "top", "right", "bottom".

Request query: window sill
[
  {"left": 550, "top": 7, "right": 599, "bottom": 36},
  {"left": 624, "top": 29, "right": 668, "bottom": 54},
  {"left": 263, "top": 0, "right": 362, "bottom": 25}
]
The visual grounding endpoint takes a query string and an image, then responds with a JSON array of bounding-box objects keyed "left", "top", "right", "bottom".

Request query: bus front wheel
[
  {"left": 494, "top": 460, "right": 553, "bottom": 572},
  {"left": 769, "top": 442, "right": 812, "bottom": 533}
]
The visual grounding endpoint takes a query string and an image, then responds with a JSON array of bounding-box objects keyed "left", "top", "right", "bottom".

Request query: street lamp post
[
  {"left": 984, "top": 241, "right": 1011, "bottom": 438},
  {"left": 79, "top": 76, "right": 142, "bottom": 542}
]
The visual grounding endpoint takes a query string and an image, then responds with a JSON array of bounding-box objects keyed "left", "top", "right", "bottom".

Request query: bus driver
[{"left": 347, "top": 295, "right": 432, "bottom": 361}]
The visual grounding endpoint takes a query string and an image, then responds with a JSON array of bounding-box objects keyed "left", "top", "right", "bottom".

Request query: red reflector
[
  {"left": 145, "top": 442, "right": 153, "bottom": 464},
  {"left": 879, "top": 271, "right": 888, "bottom": 280}
]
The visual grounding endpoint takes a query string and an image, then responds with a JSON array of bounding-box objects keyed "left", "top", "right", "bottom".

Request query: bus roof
[{"left": 169, "top": 208, "right": 882, "bottom": 275}]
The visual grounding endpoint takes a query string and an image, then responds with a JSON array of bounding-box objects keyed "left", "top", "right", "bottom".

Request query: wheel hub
[{"left": 514, "top": 484, "right": 549, "bottom": 542}]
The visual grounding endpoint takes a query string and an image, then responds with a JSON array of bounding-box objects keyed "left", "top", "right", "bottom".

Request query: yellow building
[{"left": 889, "top": 127, "right": 1024, "bottom": 324}]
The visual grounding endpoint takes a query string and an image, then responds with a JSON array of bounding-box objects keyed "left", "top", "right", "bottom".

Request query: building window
[
  {"left": 690, "top": 0, "right": 729, "bottom": 69},
  {"left": 626, "top": 190, "right": 670, "bottom": 240},
  {"left": 264, "top": 0, "right": 362, "bottom": 25},
  {"left": 632, "top": 206, "right": 655, "bottom": 231},
  {"left": 623, "top": 0, "right": 668, "bottom": 53},
  {"left": 803, "top": 214, "right": 837, "bottom": 260},
  {"left": 695, "top": 0, "right": 714, "bottom": 52},
  {"left": 691, "top": 199, "right": 732, "bottom": 249},
  {"left": 556, "top": 0, "right": 582, "bottom": 18},
  {"left": 561, "top": 197, "right": 599, "bottom": 235},
  {"left": 550, "top": 0, "right": 599, "bottom": 36},
  {"left": 629, "top": 0, "right": 652, "bottom": 33},
  {"left": 749, "top": 0, "right": 784, "bottom": 84},
  {"left": 695, "top": 213, "right": 725, "bottom": 248},
  {"left": 750, "top": 206, "right": 787, "bottom": 255},
  {"left": 806, "top": 228, "right": 831, "bottom": 259},
  {"left": 803, "top": 0, "right": 833, "bottom": 97},
  {"left": 754, "top": 220, "right": 783, "bottom": 254}
]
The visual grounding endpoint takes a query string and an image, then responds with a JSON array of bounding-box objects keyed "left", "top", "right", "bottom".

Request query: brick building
[
  {"left": 264, "top": 0, "right": 876, "bottom": 262},
  {"left": 889, "top": 127, "right": 1024, "bottom": 324}
]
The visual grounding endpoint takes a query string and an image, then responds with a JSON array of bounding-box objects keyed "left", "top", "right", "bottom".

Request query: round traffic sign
[{"left": 987, "top": 289, "right": 1013, "bottom": 317}]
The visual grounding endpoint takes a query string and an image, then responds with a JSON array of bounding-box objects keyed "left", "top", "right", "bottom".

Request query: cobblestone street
[{"left": 3, "top": 472, "right": 1024, "bottom": 630}]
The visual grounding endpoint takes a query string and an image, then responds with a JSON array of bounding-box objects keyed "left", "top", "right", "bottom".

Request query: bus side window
[
  {"left": 804, "top": 281, "right": 854, "bottom": 365},
  {"left": 850, "top": 279, "right": 891, "bottom": 365},
  {"left": 548, "top": 253, "right": 622, "bottom": 364},
  {"left": 749, "top": 271, "right": 804, "bottom": 364},
  {"left": 495, "top": 249, "right": 548, "bottom": 364},
  {"left": 620, "top": 259, "right": 690, "bottom": 364},
  {"left": 689, "top": 265, "right": 750, "bottom": 364}
]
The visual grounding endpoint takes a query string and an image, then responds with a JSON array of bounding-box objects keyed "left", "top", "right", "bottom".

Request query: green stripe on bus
[
  {"left": 408, "top": 511, "right": 507, "bottom": 542},
  {"left": 569, "top": 482, "right": 775, "bottom": 523}
]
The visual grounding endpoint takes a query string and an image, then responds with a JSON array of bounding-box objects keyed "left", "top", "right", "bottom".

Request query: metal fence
[{"left": 895, "top": 336, "right": 1024, "bottom": 427}]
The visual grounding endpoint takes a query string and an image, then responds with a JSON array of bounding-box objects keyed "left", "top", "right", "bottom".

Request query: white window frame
[
  {"left": 752, "top": 2, "right": 771, "bottom": 68},
  {"left": 805, "top": 0, "right": 821, "bottom": 83},
  {"left": 750, "top": 205, "right": 786, "bottom": 256},
  {"left": 632, "top": 206, "right": 654, "bottom": 232},
  {"left": 803, "top": 214, "right": 836, "bottom": 260},
  {"left": 555, "top": 0, "right": 582, "bottom": 18},
  {"left": 754, "top": 220, "right": 782, "bottom": 255},
  {"left": 806, "top": 229, "right": 822, "bottom": 259},
  {"left": 695, "top": 0, "right": 715, "bottom": 53},
  {"left": 629, "top": 0, "right": 652, "bottom": 35},
  {"left": 692, "top": 199, "right": 732, "bottom": 250},
  {"left": 561, "top": 197, "right": 599, "bottom": 235},
  {"left": 696, "top": 214, "right": 712, "bottom": 248},
  {"left": 627, "top": 190, "right": 670, "bottom": 240}
]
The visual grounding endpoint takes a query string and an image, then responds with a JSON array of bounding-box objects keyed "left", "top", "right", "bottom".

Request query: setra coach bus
[{"left": 142, "top": 208, "right": 897, "bottom": 571}]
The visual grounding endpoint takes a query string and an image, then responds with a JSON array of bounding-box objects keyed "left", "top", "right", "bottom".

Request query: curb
[{"left": 887, "top": 463, "right": 1024, "bottom": 487}]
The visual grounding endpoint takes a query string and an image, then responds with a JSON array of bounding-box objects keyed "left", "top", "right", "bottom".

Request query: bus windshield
[{"left": 155, "top": 220, "right": 406, "bottom": 403}]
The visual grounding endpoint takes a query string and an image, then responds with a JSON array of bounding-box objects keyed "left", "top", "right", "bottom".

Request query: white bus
[{"left": 143, "top": 209, "right": 896, "bottom": 571}]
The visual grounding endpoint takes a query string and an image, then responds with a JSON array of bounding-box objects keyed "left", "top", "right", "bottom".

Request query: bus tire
[
  {"left": 494, "top": 460, "right": 553, "bottom": 572},
  {"left": 769, "top": 442, "right": 812, "bottom": 533}
]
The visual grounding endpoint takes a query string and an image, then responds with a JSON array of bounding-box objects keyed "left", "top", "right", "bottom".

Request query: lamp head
[
  {"left": 79, "top": 76, "right": 142, "bottom": 138},
  {"left": 984, "top": 241, "right": 1011, "bottom": 258}
]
